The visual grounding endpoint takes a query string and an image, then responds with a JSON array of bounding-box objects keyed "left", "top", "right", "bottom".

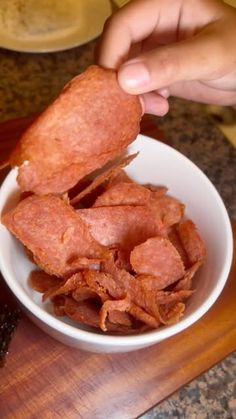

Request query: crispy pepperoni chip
[
  {"left": 130, "top": 237, "right": 185, "bottom": 289},
  {"left": 64, "top": 297, "right": 100, "bottom": 329},
  {"left": 10, "top": 66, "right": 142, "bottom": 195},
  {"left": 93, "top": 181, "right": 152, "bottom": 207},
  {"left": 177, "top": 220, "right": 206, "bottom": 265},
  {"left": 78, "top": 205, "right": 161, "bottom": 251},
  {"left": 43, "top": 272, "right": 84, "bottom": 302},
  {"left": 2, "top": 194, "right": 110, "bottom": 277},
  {"left": 70, "top": 153, "right": 138, "bottom": 206},
  {"left": 29, "top": 270, "right": 62, "bottom": 293}
]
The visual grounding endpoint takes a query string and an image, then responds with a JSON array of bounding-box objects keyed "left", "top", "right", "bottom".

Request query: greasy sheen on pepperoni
[
  {"left": 130, "top": 236, "right": 185, "bottom": 289},
  {"left": 2, "top": 195, "right": 110, "bottom": 277},
  {"left": 10, "top": 66, "right": 142, "bottom": 195}
]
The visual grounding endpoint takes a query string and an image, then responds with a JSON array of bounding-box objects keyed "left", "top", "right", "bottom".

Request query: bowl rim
[{"left": 0, "top": 134, "right": 233, "bottom": 348}]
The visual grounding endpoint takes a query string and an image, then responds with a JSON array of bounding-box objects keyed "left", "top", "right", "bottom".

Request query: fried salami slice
[
  {"left": 168, "top": 226, "right": 189, "bottom": 268},
  {"left": 159, "top": 302, "right": 185, "bottom": 325},
  {"left": 173, "top": 261, "right": 202, "bottom": 291},
  {"left": 177, "top": 219, "right": 206, "bottom": 265},
  {"left": 43, "top": 272, "right": 84, "bottom": 301},
  {"left": 70, "top": 153, "right": 137, "bottom": 205},
  {"left": 2, "top": 195, "right": 110, "bottom": 277},
  {"left": 93, "top": 181, "right": 152, "bottom": 207},
  {"left": 130, "top": 237, "right": 185, "bottom": 289},
  {"left": 99, "top": 297, "right": 158, "bottom": 332},
  {"left": 77, "top": 205, "right": 161, "bottom": 251},
  {"left": 101, "top": 258, "right": 160, "bottom": 321},
  {"left": 83, "top": 270, "right": 124, "bottom": 301},
  {"left": 64, "top": 297, "right": 100, "bottom": 329},
  {"left": 149, "top": 194, "right": 185, "bottom": 234},
  {"left": 10, "top": 65, "right": 142, "bottom": 195},
  {"left": 29, "top": 270, "right": 62, "bottom": 293}
]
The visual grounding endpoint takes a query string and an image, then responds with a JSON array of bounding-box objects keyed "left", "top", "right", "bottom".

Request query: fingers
[
  {"left": 140, "top": 92, "right": 169, "bottom": 116},
  {"left": 98, "top": 0, "right": 162, "bottom": 68},
  {"left": 169, "top": 80, "right": 236, "bottom": 106},
  {"left": 117, "top": 26, "right": 228, "bottom": 94}
]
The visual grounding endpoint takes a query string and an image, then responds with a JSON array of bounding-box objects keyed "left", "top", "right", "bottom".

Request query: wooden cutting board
[{"left": 0, "top": 116, "right": 235, "bottom": 419}]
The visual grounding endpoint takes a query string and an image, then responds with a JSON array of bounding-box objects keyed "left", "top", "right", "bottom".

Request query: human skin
[{"left": 98, "top": 0, "right": 236, "bottom": 115}]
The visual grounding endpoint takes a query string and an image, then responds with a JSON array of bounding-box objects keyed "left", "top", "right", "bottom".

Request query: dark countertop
[{"left": 0, "top": 41, "right": 235, "bottom": 419}]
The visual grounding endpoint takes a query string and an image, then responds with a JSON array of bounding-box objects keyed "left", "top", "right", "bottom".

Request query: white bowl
[{"left": 0, "top": 135, "right": 233, "bottom": 353}]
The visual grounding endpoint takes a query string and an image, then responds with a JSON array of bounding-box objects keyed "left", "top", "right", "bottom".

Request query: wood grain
[{"left": 0, "top": 116, "right": 235, "bottom": 419}]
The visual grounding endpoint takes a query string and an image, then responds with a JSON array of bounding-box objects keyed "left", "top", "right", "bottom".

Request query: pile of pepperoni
[{"left": 2, "top": 66, "right": 206, "bottom": 334}]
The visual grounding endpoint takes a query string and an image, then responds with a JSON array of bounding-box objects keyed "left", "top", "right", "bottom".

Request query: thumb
[{"left": 117, "top": 28, "right": 226, "bottom": 94}]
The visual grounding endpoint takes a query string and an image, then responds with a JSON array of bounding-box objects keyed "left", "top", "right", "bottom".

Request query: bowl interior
[{"left": 0, "top": 135, "right": 233, "bottom": 347}]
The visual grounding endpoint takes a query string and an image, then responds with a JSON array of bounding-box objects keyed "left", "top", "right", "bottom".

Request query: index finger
[{"left": 98, "top": 0, "right": 161, "bottom": 69}]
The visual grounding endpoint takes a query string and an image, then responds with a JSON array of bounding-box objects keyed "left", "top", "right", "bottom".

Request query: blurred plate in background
[{"left": 0, "top": 0, "right": 112, "bottom": 53}]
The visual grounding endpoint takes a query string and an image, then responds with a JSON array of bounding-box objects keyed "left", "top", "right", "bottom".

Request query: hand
[{"left": 98, "top": 0, "right": 236, "bottom": 116}]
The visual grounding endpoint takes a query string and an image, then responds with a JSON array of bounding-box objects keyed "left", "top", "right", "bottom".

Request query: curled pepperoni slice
[{"left": 2, "top": 194, "right": 110, "bottom": 277}]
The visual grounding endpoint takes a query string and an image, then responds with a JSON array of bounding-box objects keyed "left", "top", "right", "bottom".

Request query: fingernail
[
  {"left": 119, "top": 61, "right": 150, "bottom": 90},
  {"left": 157, "top": 88, "right": 170, "bottom": 99},
  {"left": 138, "top": 96, "right": 145, "bottom": 116}
]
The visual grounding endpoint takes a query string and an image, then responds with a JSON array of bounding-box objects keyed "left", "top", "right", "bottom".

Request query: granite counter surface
[{"left": 0, "top": 42, "right": 235, "bottom": 419}]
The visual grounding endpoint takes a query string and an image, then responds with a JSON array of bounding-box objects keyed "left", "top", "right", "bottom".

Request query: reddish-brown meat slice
[
  {"left": 43, "top": 272, "right": 84, "bottom": 301},
  {"left": 111, "top": 246, "right": 132, "bottom": 271},
  {"left": 106, "top": 169, "right": 133, "bottom": 189},
  {"left": 101, "top": 257, "right": 133, "bottom": 291},
  {"left": 159, "top": 302, "right": 185, "bottom": 325},
  {"left": 52, "top": 296, "right": 66, "bottom": 316},
  {"left": 70, "top": 153, "right": 137, "bottom": 205},
  {"left": 99, "top": 297, "right": 158, "bottom": 332},
  {"left": 64, "top": 297, "right": 100, "bottom": 328},
  {"left": 100, "top": 298, "right": 131, "bottom": 331},
  {"left": 66, "top": 257, "right": 101, "bottom": 271},
  {"left": 28, "top": 270, "right": 62, "bottom": 293},
  {"left": 108, "top": 310, "right": 132, "bottom": 327},
  {"left": 2, "top": 195, "right": 110, "bottom": 277},
  {"left": 168, "top": 226, "right": 189, "bottom": 267},
  {"left": 149, "top": 194, "right": 185, "bottom": 233},
  {"left": 177, "top": 220, "right": 206, "bottom": 265},
  {"left": 101, "top": 257, "right": 160, "bottom": 321},
  {"left": 84, "top": 270, "right": 124, "bottom": 301},
  {"left": 137, "top": 274, "right": 193, "bottom": 299},
  {"left": 130, "top": 236, "right": 185, "bottom": 289},
  {"left": 72, "top": 287, "right": 100, "bottom": 303},
  {"left": 93, "top": 181, "right": 152, "bottom": 207},
  {"left": 129, "top": 303, "right": 159, "bottom": 329},
  {"left": 173, "top": 260, "right": 202, "bottom": 291},
  {"left": 10, "top": 66, "right": 142, "bottom": 195},
  {"left": 144, "top": 184, "right": 168, "bottom": 195},
  {"left": 77, "top": 205, "right": 161, "bottom": 251},
  {"left": 155, "top": 289, "right": 193, "bottom": 304}
]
